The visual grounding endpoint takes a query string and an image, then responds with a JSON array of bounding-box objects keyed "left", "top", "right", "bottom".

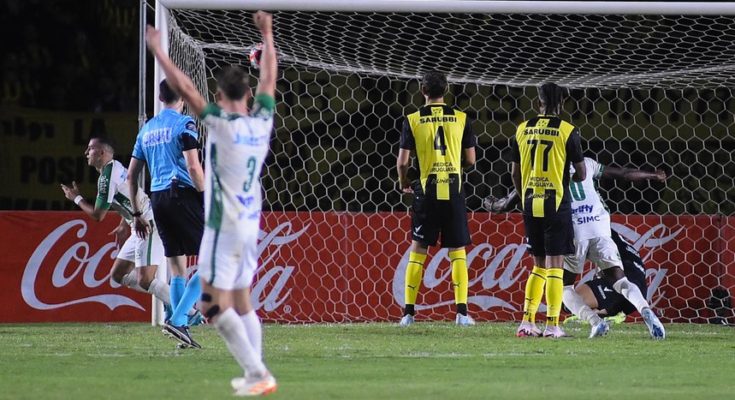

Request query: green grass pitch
[{"left": 1, "top": 322, "right": 733, "bottom": 399}]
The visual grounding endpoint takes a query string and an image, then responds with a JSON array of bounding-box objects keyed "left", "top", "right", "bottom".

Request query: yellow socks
[
  {"left": 449, "top": 249, "right": 468, "bottom": 315},
  {"left": 404, "top": 251, "right": 426, "bottom": 314},
  {"left": 522, "top": 266, "right": 547, "bottom": 323},
  {"left": 545, "top": 268, "right": 564, "bottom": 326}
]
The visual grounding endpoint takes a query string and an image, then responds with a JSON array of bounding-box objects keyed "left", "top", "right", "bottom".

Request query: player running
[
  {"left": 146, "top": 10, "right": 277, "bottom": 396},
  {"left": 61, "top": 136, "right": 171, "bottom": 312},
  {"left": 396, "top": 71, "right": 477, "bottom": 327},
  {"left": 485, "top": 157, "right": 667, "bottom": 339},
  {"left": 510, "top": 82, "right": 586, "bottom": 338}
]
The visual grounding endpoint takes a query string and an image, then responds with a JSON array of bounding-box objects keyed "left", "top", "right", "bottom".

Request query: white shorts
[
  {"left": 117, "top": 224, "right": 165, "bottom": 268},
  {"left": 198, "top": 227, "right": 258, "bottom": 290},
  {"left": 564, "top": 236, "right": 622, "bottom": 274}
]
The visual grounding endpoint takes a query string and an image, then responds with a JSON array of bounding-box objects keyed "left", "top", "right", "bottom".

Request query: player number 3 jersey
[
  {"left": 570, "top": 157, "right": 611, "bottom": 241},
  {"left": 199, "top": 94, "right": 276, "bottom": 233}
]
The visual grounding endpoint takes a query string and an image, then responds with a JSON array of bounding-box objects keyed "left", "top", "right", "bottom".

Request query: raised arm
[
  {"left": 601, "top": 166, "right": 667, "bottom": 183},
  {"left": 145, "top": 26, "right": 207, "bottom": 116},
  {"left": 61, "top": 181, "right": 108, "bottom": 221},
  {"left": 253, "top": 11, "right": 276, "bottom": 98}
]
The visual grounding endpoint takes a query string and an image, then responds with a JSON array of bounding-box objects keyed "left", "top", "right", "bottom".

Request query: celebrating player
[
  {"left": 146, "top": 10, "right": 277, "bottom": 396},
  {"left": 396, "top": 71, "right": 477, "bottom": 327},
  {"left": 510, "top": 83, "right": 586, "bottom": 338},
  {"left": 128, "top": 78, "right": 206, "bottom": 349},
  {"left": 61, "top": 136, "right": 171, "bottom": 311},
  {"left": 485, "top": 157, "right": 667, "bottom": 339}
]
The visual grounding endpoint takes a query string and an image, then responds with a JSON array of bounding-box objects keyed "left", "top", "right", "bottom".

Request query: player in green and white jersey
[{"left": 61, "top": 136, "right": 171, "bottom": 309}]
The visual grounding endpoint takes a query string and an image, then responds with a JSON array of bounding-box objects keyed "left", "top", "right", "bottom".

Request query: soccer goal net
[{"left": 155, "top": 1, "right": 735, "bottom": 324}]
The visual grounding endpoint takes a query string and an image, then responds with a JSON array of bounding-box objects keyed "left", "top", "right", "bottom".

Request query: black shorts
[
  {"left": 585, "top": 278, "right": 635, "bottom": 316},
  {"left": 522, "top": 210, "right": 574, "bottom": 256},
  {"left": 411, "top": 182, "right": 471, "bottom": 248},
  {"left": 151, "top": 186, "right": 204, "bottom": 257}
]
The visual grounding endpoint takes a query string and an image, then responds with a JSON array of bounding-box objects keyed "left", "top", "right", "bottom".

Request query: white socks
[
  {"left": 612, "top": 277, "right": 650, "bottom": 313},
  {"left": 147, "top": 278, "right": 171, "bottom": 305},
  {"left": 121, "top": 273, "right": 146, "bottom": 293},
  {"left": 563, "top": 285, "right": 602, "bottom": 325},
  {"left": 241, "top": 310, "right": 262, "bottom": 359},
  {"left": 215, "top": 308, "right": 266, "bottom": 377}
]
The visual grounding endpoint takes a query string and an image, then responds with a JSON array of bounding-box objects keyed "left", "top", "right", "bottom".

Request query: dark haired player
[
  {"left": 128, "top": 78, "right": 206, "bottom": 349},
  {"left": 61, "top": 136, "right": 171, "bottom": 313},
  {"left": 510, "top": 83, "right": 586, "bottom": 338},
  {"left": 486, "top": 157, "right": 666, "bottom": 339},
  {"left": 146, "top": 10, "right": 277, "bottom": 396},
  {"left": 397, "top": 71, "right": 477, "bottom": 327}
]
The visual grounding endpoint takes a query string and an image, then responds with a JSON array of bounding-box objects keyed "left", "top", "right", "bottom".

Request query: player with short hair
[
  {"left": 485, "top": 158, "right": 667, "bottom": 339},
  {"left": 61, "top": 136, "right": 171, "bottom": 310},
  {"left": 510, "top": 82, "right": 586, "bottom": 338},
  {"left": 128, "top": 78, "right": 206, "bottom": 348},
  {"left": 146, "top": 10, "right": 277, "bottom": 396},
  {"left": 396, "top": 70, "right": 477, "bottom": 327}
]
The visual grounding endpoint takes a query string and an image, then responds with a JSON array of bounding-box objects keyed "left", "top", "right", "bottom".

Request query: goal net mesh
[{"left": 164, "top": 9, "right": 735, "bottom": 324}]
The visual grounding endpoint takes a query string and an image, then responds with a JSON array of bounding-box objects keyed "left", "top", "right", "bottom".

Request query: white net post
[{"left": 152, "top": 1, "right": 735, "bottom": 324}]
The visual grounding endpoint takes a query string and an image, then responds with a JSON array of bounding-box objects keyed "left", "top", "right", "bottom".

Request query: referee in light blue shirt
[{"left": 128, "top": 79, "right": 205, "bottom": 348}]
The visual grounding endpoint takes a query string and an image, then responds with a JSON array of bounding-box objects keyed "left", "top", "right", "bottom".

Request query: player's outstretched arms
[
  {"left": 602, "top": 166, "right": 667, "bottom": 183},
  {"left": 145, "top": 25, "right": 207, "bottom": 116},
  {"left": 253, "top": 11, "right": 276, "bottom": 98},
  {"left": 483, "top": 188, "right": 520, "bottom": 213},
  {"left": 61, "top": 181, "right": 108, "bottom": 221}
]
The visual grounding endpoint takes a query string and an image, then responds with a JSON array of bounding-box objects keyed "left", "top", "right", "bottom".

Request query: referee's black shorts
[
  {"left": 410, "top": 181, "right": 471, "bottom": 249},
  {"left": 151, "top": 185, "right": 204, "bottom": 257},
  {"left": 522, "top": 209, "right": 574, "bottom": 257}
]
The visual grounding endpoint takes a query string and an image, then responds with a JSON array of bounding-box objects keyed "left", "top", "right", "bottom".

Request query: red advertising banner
[{"left": 0, "top": 211, "right": 732, "bottom": 323}]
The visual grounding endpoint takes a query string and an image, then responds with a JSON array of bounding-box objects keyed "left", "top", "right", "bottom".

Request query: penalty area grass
[{"left": 0, "top": 322, "right": 733, "bottom": 399}]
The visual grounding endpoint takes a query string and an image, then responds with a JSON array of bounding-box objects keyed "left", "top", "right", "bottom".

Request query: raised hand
[
  {"left": 61, "top": 181, "right": 81, "bottom": 201},
  {"left": 252, "top": 11, "right": 273, "bottom": 35},
  {"left": 145, "top": 25, "right": 162, "bottom": 51}
]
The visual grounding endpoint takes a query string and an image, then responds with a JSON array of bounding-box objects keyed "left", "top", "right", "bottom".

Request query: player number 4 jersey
[
  {"left": 199, "top": 94, "right": 275, "bottom": 233},
  {"left": 570, "top": 157, "right": 611, "bottom": 241}
]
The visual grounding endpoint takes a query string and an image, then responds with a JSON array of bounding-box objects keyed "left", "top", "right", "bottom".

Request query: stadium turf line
[{"left": 0, "top": 322, "right": 732, "bottom": 399}]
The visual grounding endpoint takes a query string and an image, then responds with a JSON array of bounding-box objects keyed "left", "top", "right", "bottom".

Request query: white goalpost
[{"left": 147, "top": 1, "right": 735, "bottom": 325}]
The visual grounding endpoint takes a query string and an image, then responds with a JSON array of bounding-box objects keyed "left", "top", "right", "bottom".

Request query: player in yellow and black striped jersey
[
  {"left": 396, "top": 71, "right": 476, "bottom": 327},
  {"left": 510, "top": 82, "right": 586, "bottom": 338}
]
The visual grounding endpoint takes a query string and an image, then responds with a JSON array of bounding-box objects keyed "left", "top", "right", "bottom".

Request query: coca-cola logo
[
  {"left": 392, "top": 223, "right": 684, "bottom": 311},
  {"left": 21, "top": 218, "right": 310, "bottom": 314},
  {"left": 22, "top": 219, "right": 145, "bottom": 311}
]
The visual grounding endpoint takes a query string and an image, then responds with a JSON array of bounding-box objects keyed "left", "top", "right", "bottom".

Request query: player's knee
[{"left": 199, "top": 292, "right": 222, "bottom": 320}]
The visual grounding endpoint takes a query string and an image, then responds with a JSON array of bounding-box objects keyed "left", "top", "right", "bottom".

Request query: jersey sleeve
[
  {"left": 95, "top": 162, "right": 115, "bottom": 210},
  {"left": 510, "top": 137, "right": 520, "bottom": 163},
  {"left": 132, "top": 133, "right": 145, "bottom": 160},
  {"left": 252, "top": 93, "right": 276, "bottom": 119},
  {"left": 566, "top": 128, "right": 584, "bottom": 164},
  {"left": 399, "top": 118, "right": 415, "bottom": 150},
  {"left": 462, "top": 118, "right": 476, "bottom": 149},
  {"left": 179, "top": 117, "right": 200, "bottom": 151},
  {"left": 586, "top": 157, "right": 605, "bottom": 179}
]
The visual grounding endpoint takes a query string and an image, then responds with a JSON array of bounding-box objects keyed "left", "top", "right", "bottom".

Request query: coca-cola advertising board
[{"left": 0, "top": 211, "right": 732, "bottom": 323}]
